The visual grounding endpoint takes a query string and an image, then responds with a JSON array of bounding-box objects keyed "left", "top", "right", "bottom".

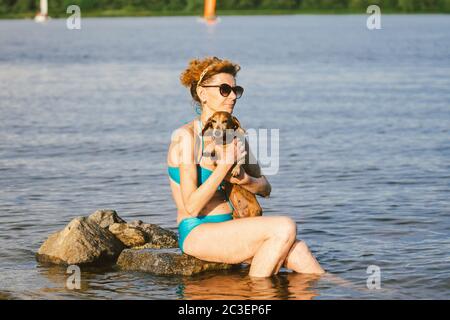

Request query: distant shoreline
[{"left": 1, "top": 8, "right": 449, "bottom": 19}]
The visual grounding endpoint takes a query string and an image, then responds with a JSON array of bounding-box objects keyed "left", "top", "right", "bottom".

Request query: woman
[{"left": 167, "top": 56, "right": 325, "bottom": 277}]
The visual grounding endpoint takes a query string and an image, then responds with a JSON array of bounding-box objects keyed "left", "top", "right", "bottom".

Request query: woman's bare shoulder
[
  {"left": 169, "top": 121, "right": 195, "bottom": 153},
  {"left": 168, "top": 120, "right": 196, "bottom": 165},
  {"left": 172, "top": 121, "right": 195, "bottom": 142},
  {"left": 167, "top": 121, "right": 195, "bottom": 167}
]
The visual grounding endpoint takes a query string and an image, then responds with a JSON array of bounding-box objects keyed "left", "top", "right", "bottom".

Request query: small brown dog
[
  {"left": 202, "top": 111, "right": 263, "bottom": 219},
  {"left": 202, "top": 111, "right": 246, "bottom": 177}
]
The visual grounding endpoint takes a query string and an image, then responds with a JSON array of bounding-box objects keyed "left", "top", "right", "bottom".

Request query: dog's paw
[{"left": 231, "top": 165, "right": 241, "bottom": 177}]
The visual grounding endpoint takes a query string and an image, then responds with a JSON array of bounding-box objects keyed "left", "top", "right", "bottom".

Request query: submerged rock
[
  {"left": 36, "top": 217, "right": 125, "bottom": 266},
  {"left": 117, "top": 248, "right": 235, "bottom": 276},
  {"left": 109, "top": 223, "right": 148, "bottom": 247}
]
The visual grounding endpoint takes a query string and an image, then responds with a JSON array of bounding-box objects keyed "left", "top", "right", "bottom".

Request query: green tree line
[{"left": 1, "top": 0, "right": 449, "bottom": 16}]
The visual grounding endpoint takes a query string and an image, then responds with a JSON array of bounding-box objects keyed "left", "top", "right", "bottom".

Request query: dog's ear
[
  {"left": 202, "top": 117, "right": 214, "bottom": 136},
  {"left": 231, "top": 116, "right": 243, "bottom": 131}
]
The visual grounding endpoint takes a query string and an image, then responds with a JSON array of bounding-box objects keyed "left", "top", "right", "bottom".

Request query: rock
[
  {"left": 108, "top": 223, "right": 148, "bottom": 247},
  {"left": 129, "top": 221, "right": 178, "bottom": 249},
  {"left": 127, "top": 220, "right": 143, "bottom": 227},
  {"left": 0, "top": 291, "right": 13, "bottom": 300},
  {"left": 88, "top": 209, "right": 125, "bottom": 229},
  {"left": 117, "top": 248, "right": 235, "bottom": 276},
  {"left": 36, "top": 210, "right": 230, "bottom": 276},
  {"left": 36, "top": 217, "right": 125, "bottom": 266}
]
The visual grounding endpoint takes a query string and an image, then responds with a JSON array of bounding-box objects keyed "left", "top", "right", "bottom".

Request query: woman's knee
[
  {"left": 270, "top": 216, "right": 297, "bottom": 244},
  {"left": 295, "top": 240, "right": 309, "bottom": 253}
]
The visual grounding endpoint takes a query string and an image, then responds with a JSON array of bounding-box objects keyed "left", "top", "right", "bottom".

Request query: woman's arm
[
  {"left": 236, "top": 174, "right": 271, "bottom": 198},
  {"left": 228, "top": 167, "right": 271, "bottom": 197},
  {"left": 177, "top": 128, "right": 234, "bottom": 217}
]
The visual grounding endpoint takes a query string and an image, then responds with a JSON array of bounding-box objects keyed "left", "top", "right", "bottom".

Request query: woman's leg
[
  {"left": 238, "top": 241, "right": 325, "bottom": 274},
  {"left": 182, "top": 215, "right": 297, "bottom": 278},
  {"left": 279, "top": 240, "right": 325, "bottom": 274},
  {"left": 242, "top": 240, "right": 325, "bottom": 275}
]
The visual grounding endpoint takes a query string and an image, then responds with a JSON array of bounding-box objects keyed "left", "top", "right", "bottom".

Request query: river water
[{"left": 0, "top": 15, "right": 449, "bottom": 299}]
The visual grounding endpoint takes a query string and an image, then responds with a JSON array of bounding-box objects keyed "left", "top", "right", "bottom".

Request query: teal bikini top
[
  {"left": 167, "top": 118, "right": 224, "bottom": 190},
  {"left": 168, "top": 165, "right": 221, "bottom": 187}
]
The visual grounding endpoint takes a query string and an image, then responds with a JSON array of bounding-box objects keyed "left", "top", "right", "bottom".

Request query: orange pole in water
[{"left": 203, "top": 0, "right": 217, "bottom": 22}]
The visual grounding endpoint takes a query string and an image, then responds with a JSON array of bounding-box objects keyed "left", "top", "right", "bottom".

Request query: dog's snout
[{"left": 213, "top": 129, "right": 223, "bottom": 138}]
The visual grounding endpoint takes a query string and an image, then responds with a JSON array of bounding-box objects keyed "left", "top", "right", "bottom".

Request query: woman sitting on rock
[{"left": 167, "top": 56, "right": 325, "bottom": 277}]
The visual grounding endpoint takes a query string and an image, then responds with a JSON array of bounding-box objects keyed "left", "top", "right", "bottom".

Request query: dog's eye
[{"left": 212, "top": 120, "right": 216, "bottom": 123}]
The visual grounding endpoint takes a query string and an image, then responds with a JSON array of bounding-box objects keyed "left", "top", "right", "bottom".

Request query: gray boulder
[
  {"left": 109, "top": 223, "right": 148, "bottom": 247},
  {"left": 88, "top": 209, "right": 125, "bottom": 229},
  {"left": 36, "top": 217, "right": 125, "bottom": 266},
  {"left": 117, "top": 248, "right": 235, "bottom": 276},
  {"left": 128, "top": 220, "right": 178, "bottom": 249},
  {"left": 36, "top": 210, "right": 237, "bottom": 275}
]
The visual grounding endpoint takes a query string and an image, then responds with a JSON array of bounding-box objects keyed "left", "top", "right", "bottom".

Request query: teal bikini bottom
[{"left": 178, "top": 213, "right": 233, "bottom": 253}]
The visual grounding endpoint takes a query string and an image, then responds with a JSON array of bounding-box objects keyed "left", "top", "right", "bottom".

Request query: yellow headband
[{"left": 196, "top": 64, "right": 215, "bottom": 91}]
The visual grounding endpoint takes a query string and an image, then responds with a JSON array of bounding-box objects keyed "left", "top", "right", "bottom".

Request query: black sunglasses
[{"left": 201, "top": 83, "right": 244, "bottom": 99}]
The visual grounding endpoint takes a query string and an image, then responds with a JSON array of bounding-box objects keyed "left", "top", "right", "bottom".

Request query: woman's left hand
[{"left": 225, "top": 166, "right": 251, "bottom": 185}]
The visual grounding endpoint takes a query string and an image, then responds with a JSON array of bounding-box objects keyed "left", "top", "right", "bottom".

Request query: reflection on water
[
  {"left": 178, "top": 267, "right": 321, "bottom": 300},
  {"left": 30, "top": 262, "right": 383, "bottom": 300},
  {"left": 33, "top": 263, "right": 322, "bottom": 300},
  {"left": 35, "top": 264, "right": 117, "bottom": 296}
]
